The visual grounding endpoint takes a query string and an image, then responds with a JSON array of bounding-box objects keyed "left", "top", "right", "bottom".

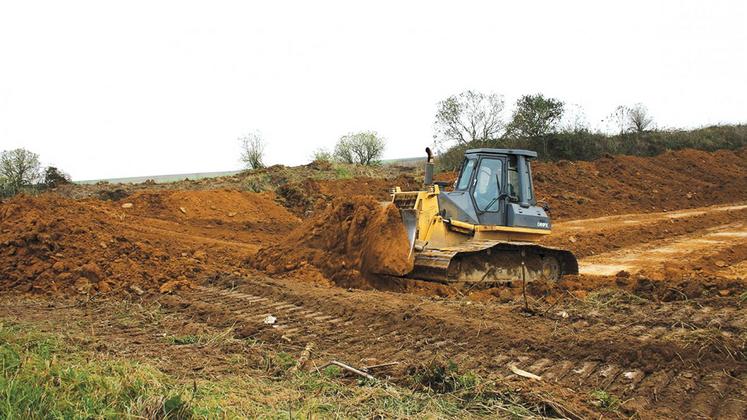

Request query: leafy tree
[
  {"left": 434, "top": 90, "right": 505, "bottom": 148},
  {"left": 506, "top": 94, "right": 565, "bottom": 138},
  {"left": 42, "top": 166, "right": 72, "bottom": 188},
  {"left": 239, "top": 131, "right": 266, "bottom": 170},
  {"left": 0, "top": 148, "right": 41, "bottom": 195},
  {"left": 334, "top": 131, "right": 385, "bottom": 165},
  {"left": 506, "top": 94, "right": 564, "bottom": 155}
]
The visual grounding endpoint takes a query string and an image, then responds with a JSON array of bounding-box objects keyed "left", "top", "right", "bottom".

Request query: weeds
[
  {"left": 668, "top": 328, "right": 746, "bottom": 361},
  {"left": 169, "top": 335, "right": 199, "bottom": 345},
  {"left": 590, "top": 390, "right": 620, "bottom": 411},
  {"left": 585, "top": 288, "right": 648, "bottom": 308},
  {"left": 407, "top": 360, "right": 478, "bottom": 393}
]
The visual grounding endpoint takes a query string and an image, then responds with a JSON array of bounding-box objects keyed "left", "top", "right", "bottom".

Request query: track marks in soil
[{"left": 162, "top": 280, "right": 747, "bottom": 419}]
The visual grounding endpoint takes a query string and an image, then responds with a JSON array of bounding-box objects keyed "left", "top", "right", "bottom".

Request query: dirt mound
[
  {"left": 251, "top": 196, "right": 414, "bottom": 286},
  {"left": 275, "top": 175, "right": 420, "bottom": 217},
  {"left": 0, "top": 190, "right": 301, "bottom": 296},
  {"left": 0, "top": 195, "right": 192, "bottom": 295},
  {"left": 122, "top": 189, "right": 299, "bottom": 232}
]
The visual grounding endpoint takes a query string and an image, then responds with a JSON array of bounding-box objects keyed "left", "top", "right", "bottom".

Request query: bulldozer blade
[{"left": 399, "top": 208, "right": 418, "bottom": 257}]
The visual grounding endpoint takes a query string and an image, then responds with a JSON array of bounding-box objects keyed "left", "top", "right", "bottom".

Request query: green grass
[
  {"left": 589, "top": 390, "right": 619, "bottom": 411},
  {"left": 168, "top": 335, "right": 199, "bottom": 345},
  {"left": 0, "top": 323, "right": 190, "bottom": 419},
  {"left": 0, "top": 321, "right": 561, "bottom": 418}
]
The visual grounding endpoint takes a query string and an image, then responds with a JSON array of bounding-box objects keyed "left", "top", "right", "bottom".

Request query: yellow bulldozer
[{"left": 388, "top": 147, "right": 577, "bottom": 285}]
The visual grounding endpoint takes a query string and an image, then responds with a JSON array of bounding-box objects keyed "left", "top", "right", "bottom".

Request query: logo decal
[{"left": 536, "top": 221, "right": 549, "bottom": 228}]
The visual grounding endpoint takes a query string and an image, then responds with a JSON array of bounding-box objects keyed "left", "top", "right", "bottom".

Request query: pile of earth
[
  {"left": 437, "top": 147, "right": 747, "bottom": 220},
  {"left": 250, "top": 196, "right": 414, "bottom": 287},
  {"left": 0, "top": 190, "right": 301, "bottom": 296},
  {"left": 120, "top": 189, "right": 300, "bottom": 240},
  {"left": 275, "top": 175, "right": 420, "bottom": 217},
  {"left": 0, "top": 195, "right": 196, "bottom": 295},
  {"left": 54, "top": 160, "right": 420, "bottom": 218}
]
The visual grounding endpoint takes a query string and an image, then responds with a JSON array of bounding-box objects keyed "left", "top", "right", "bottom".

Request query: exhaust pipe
[{"left": 424, "top": 147, "right": 434, "bottom": 186}]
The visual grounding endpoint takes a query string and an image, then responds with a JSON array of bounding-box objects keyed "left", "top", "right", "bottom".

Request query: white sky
[{"left": 1, "top": 1, "right": 745, "bottom": 180}]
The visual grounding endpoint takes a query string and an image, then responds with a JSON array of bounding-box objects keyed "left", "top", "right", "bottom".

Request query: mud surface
[{"left": 2, "top": 148, "right": 747, "bottom": 418}]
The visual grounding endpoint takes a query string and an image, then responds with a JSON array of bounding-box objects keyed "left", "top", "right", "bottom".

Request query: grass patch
[
  {"left": 168, "top": 335, "right": 199, "bottom": 345},
  {"left": 0, "top": 321, "right": 565, "bottom": 418},
  {"left": 590, "top": 390, "right": 619, "bottom": 411},
  {"left": 408, "top": 360, "right": 478, "bottom": 393},
  {"left": 0, "top": 323, "right": 192, "bottom": 419}
]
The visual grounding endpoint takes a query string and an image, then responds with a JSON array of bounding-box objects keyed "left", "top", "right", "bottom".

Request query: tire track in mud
[{"left": 162, "top": 281, "right": 747, "bottom": 418}]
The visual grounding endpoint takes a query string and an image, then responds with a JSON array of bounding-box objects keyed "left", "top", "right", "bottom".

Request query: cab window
[
  {"left": 507, "top": 156, "right": 520, "bottom": 201},
  {"left": 473, "top": 158, "right": 503, "bottom": 212},
  {"left": 456, "top": 159, "right": 475, "bottom": 190}
]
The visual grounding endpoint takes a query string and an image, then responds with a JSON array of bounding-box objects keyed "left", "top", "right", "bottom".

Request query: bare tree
[
  {"left": 434, "top": 90, "right": 505, "bottom": 148},
  {"left": 239, "top": 132, "right": 266, "bottom": 170},
  {"left": 0, "top": 148, "right": 41, "bottom": 195},
  {"left": 334, "top": 131, "right": 386, "bottom": 165},
  {"left": 627, "top": 103, "right": 655, "bottom": 133},
  {"left": 560, "top": 104, "right": 590, "bottom": 133},
  {"left": 604, "top": 104, "right": 655, "bottom": 134}
]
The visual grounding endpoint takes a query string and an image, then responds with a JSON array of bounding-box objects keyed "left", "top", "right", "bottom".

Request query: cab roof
[{"left": 465, "top": 148, "right": 538, "bottom": 158}]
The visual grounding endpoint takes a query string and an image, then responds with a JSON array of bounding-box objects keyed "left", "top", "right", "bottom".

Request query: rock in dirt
[
  {"left": 74, "top": 277, "right": 92, "bottom": 294},
  {"left": 121, "top": 202, "right": 133, "bottom": 209},
  {"left": 78, "top": 262, "right": 103, "bottom": 283},
  {"left": 159, "top": 278, "right": 193, "bottom": 294},
  {"left": 129, "top": 284, "right": 145, "bottom": 295}
]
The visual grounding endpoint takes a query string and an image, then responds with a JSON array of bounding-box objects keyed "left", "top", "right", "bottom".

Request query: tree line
[
  {"left": 433, "top": 90, "right": 746, "bottom": 170},
  {"left": 238, "top": 130, "right": 386, "bottom": 170}
]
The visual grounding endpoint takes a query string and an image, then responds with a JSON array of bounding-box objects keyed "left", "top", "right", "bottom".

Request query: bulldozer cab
[{"left": 438, "top": 149, "right": 551, "bottom": 230}]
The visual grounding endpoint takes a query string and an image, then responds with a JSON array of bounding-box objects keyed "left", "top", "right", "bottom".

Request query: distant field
[
  {"left": 75, "top": 170, "right": 243, "bottom": 185},
  {"left": 74, "top": 157, "right": 422, "bottom": 184}
]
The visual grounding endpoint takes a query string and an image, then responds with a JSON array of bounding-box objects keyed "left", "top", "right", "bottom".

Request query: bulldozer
[{"left": 388, "top": 147, "right": 577, "bottom": 285}]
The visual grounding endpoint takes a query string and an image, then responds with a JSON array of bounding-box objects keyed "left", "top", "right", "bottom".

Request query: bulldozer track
[{"left": 163, "top": 281, "right": 747, "bottom": 419}]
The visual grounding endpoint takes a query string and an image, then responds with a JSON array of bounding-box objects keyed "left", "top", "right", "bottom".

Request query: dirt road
[{"left": 550, "top": 203, "right": 747, "bottom": 278}]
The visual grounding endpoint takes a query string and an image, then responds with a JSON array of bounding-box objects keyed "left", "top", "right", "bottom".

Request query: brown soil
[{"left": 0, "top": 190, "right": 298, "bottom": 296}]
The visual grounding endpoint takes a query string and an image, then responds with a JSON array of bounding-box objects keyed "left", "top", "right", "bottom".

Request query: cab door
[{"left": 470, "top": 156, "right": 505, "bottom": 226}]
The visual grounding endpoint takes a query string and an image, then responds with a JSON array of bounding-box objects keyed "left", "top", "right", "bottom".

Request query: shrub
[
  {"left": 239, "top": 132, "right": 266, "bottom": 170},
  {"left": 333, "top": 132, "right": 385, "bottom": 165}
]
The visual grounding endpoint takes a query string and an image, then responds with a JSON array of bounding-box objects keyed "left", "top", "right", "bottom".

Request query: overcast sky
[{"left": 1, "top": 1, "right": 745, "bottom": 180}]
